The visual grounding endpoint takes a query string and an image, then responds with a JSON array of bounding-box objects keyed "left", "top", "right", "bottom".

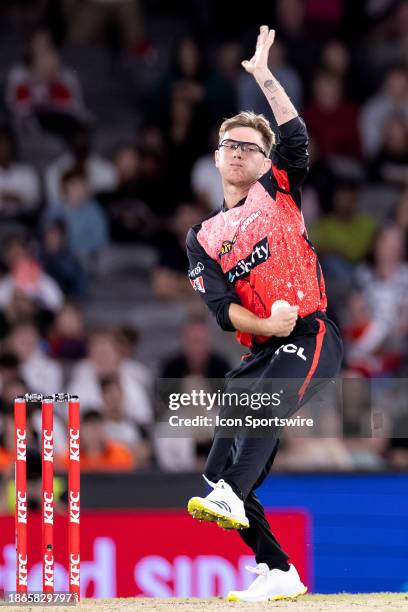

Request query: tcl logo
[
  {"left": 16, "top": 429, "right": 26, "bottom": 461},
  {"left": 43, "top": 430, "right": 53, "bottom": 462},
  {"left": 70, "top": 554, "right": 80, "bottom": 587},
  {"left": 17, "top": 554, "right": 28, "bottom": 587},
  {"left": 69, "top": 429, "right": 80, "bottom": 461},
  {"left": 44, "top": 554, "right": 54, "bottom": 587},
  {"left": 275, "top": 344, "right": 307, "bottom": 361},
  {"left": 70, "top": 491, "right": 80, "bottom": 524},
  {"left": 17, "top": 491, "right": 27, "bottom": 524},
  {"left": 43, "top": 492, "right": 53, "bottom": 525}
]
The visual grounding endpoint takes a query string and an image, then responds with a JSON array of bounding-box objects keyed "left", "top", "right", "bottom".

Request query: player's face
[{"left": 215, "top": 127, "right": 271, "bottom": 186}]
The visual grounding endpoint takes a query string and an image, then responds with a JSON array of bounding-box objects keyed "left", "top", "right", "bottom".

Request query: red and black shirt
[{"left": 186, "top": 116, "right": 327, "bottom": 349}]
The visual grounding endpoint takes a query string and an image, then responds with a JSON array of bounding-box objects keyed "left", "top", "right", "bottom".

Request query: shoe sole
[
  {"left": 226, "top": 586, "right": 308, "bottom": 602},
  {"left": 187, "top": 497, "right": 249, "bottom": 530}
]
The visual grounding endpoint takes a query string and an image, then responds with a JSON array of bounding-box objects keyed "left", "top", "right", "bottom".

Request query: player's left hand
[{"left": 241, "top": 25, "right": 275, "bottom": 75}]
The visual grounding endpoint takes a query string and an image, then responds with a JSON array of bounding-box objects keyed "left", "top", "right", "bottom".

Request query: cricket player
[{"left": 185, "top": 26, "right": 343, "bottom": 602}]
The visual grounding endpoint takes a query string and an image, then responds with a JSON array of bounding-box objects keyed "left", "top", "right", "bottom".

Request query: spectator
[
  {"left": 191, "top": 127, "right": 224, "bottom": 211},
  {"left": 311, "top": 181, "right": 377, "bottom": 322},
  {"left": 99, "top": 374, "right": 151, "bottom": 466},
  {"left": 116, "top": 324, "right": 141, "bottom": 361},
  {"left": 206, "top": 42, "right": 242, "bottom": 123},
  {"left": 275, "top": 0, "right": 320, "bottom": 83},
  {"left": 115, "top": 325, "right": 152, "bottom": 391},
  {"left": 136, "top": 125, "right": 171, "bottom": 216},
  {"left": 45, "top": 125, "right": 117, "bottom": 204},
  {"left": 6, "top": 322, "right": 63, "bottom": 395},
  {"left": 0, "top": 126, "right": 40, "bottom": 222},
  {"left": 320, "top": 40, "right": 350, "bottom": 79},
  {"left": 0, "top": 290, "right": 52, "bottom": 340},
  {"left": 6, "top": 29, "right": 89, "bottom": 140},
  {"left": 161, "top": 314, "right": 230, "bottom": 381},
  {"left": 47, "top": 301, "right": 87, "bottom": 362},
  {"left": 303, "top": 135, "right": 337, "bottom": 214},
  {"left": 98, "top": 144, "right": 155, "bottom": 242},
  {"left": 0, "top": 234, "right": 64, "bottom": 314},
  {"left": 344, "top": 225, "right": 408, "bottom": 376},
  {"left": 67, "top": 328, "right": 153, "bottom": 425},
  {"left": 154, "top": 35, "right": 208, "bottom": 114},
  {"left": 368, "top": 114, "right": 408, "bottom": 188},
  {"left": 319, "top": 40, "right": 361, "bottom": 103},
  {"left": 273, "top": 438, "right": 354, "bottom": 471},
  {"left": 152, "top": 203, "right": 201, "bottom": 302},
  {"left": 311, "top": 181, "right": 378, "bottom": 265},
  {"left": 158, "top": 315, "right": 231, "bottom": 468},
  {"left": 49, "top": 167, "right": 109, "bottom": 259},
  {"left": 57, "top": 409, "right": 135, "bottom": 472},
  {"left": 151, "top": 37, "right": 210, "bottom": 205},
  {"left": 40, "top": 219, "right": 88, "bottom": 299},
  {"left": 303, "top": 70, "right": 361, "bottom": 159},
  {"left": 360, "top": 65, "right": 408, "bottom": 157}
]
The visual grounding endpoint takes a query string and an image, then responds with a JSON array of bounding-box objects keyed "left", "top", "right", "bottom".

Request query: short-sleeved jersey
[{"left": 186, "top": 116, "right": 327, "bottom": 349}]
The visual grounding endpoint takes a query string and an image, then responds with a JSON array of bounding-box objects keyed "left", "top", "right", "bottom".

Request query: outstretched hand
[{"left": 241, "top": 25, "right": 275, "bottom": 75}]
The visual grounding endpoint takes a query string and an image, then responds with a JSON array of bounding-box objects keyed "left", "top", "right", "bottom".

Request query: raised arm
[
  {"left": 243, "top": 26, "right": 309, "bottom": 199},
  {"left": 242, "top": 26, "right": 298, "bottom": 126}
]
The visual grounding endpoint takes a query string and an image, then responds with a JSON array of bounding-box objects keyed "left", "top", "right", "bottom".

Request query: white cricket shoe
[
  {"left": 226, "top": 562, "right": 307, "bottom": 602},
  {"left": 187, "top": 476, "right": 249, "bottom": 530}
]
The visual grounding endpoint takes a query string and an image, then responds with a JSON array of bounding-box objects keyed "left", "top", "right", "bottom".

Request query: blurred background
[{"left": 0, "top": 0, "right": 407, "bottom": 599}]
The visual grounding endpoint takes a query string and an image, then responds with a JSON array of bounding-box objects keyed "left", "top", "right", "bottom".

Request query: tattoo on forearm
[
  {"left": 264, "top": 79, "right": 294, "bottom": 117},
  {"left": 264, "top": 79, "right": 279, "bottom": 93}
]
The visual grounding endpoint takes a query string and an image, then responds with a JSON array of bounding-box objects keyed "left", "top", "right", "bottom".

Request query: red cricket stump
[
  {"left": 41, "top": 397, "right": 54, "bottom": 593},
  {"left": 68, "top": 397, "right": 80, "bottom": 601},
  {"left": 14, "top": 397, "right": 28, "bottom": 593}
]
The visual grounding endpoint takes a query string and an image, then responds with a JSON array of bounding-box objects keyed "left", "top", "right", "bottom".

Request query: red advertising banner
[{"left": 0, "top": 510, "right": 312, "bottom": 598}]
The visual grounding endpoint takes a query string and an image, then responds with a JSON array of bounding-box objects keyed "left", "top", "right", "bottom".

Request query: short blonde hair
[{"left": 219, "top": 111, "right": 275, "bottom": 156}]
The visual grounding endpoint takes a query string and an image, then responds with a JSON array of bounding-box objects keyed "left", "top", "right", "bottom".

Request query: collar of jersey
[{"left": 221, "top": 195, "right": 247, "bottom": 212}]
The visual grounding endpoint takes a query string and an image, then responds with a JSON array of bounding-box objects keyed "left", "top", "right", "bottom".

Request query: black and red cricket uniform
[{"left": 186, "top": 116, "right": 343, "bottom": 571}]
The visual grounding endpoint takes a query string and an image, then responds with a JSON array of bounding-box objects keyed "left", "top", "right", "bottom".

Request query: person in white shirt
[
  {"left": 45, "top": 126, "right": 117, "bottom": 205},
  {"left": 0, "top": 235, "right": 63, "bottom": 313},
  {"left": 68, "top": 328, "right": 153, "bottom": 425},
  {"left": 191, "top": 128, "right": 224, "bottom": 211},
  {"left": 7, "top": 322, "right": 63, "bottom": 396}
]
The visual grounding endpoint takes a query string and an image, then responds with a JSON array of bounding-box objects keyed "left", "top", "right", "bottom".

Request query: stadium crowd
[{"left": 0, "top": 0, "right": 408, "bottom": 490}]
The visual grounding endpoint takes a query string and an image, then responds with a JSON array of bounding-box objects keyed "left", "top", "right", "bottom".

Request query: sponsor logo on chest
[
  {"left": 241, "top": 210, "right": 261, "bottom": 232},
  {"left": 226, "top": 237, "right": 270, "bottom": 283},
  {"left": 219, "top": 236, "right": 237, "bottom": 257}
]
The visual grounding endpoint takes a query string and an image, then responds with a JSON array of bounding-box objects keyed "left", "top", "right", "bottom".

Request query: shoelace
[{"left": 203, "top": 474, "right": 226, "bottom": 489}]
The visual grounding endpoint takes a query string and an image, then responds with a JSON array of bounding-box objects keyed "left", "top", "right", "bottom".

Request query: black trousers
[{"left": 204, "top": 312, "right": 343, "bottom": 570}]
